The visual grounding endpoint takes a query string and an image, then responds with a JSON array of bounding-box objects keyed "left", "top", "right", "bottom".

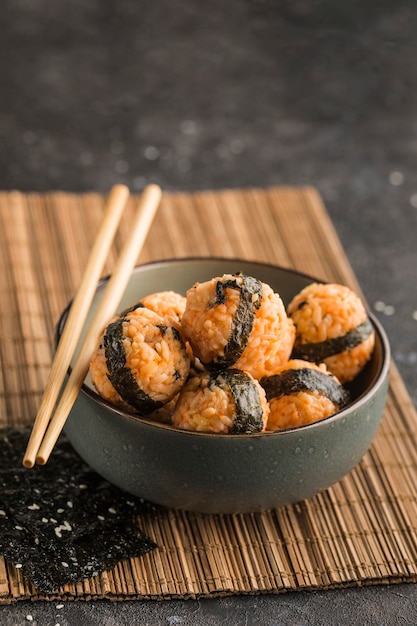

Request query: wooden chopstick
[
  {"left": 24, "top": 183, "right": 162, "bottom": 467},
  {"left": 34, "top": 183, "right": 162, "bottom": 465},
  {"left": 22, "top": 184, "right": 130, "bottom": 468}
]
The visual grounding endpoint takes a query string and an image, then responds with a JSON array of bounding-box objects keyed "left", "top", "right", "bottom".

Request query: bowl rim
[{"left": 57, "top": 256, "right": 391, "bottom": 439}]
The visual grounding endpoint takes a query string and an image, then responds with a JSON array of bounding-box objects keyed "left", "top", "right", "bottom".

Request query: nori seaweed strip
[
  {"left": 103, "top": 314, "right": 164, "bottom": 415},
  {"left": 207, "top": 274, "right": 263, "bottom": 370},
  {"left": 119, "top": 301, "right": 145, "bottom": 317},
  {"left": 0, "top": 428, "right": 156, "bottom": 594},
  {"left": 260, "top": 368, "right": 350, "bottom": 407},
  {"left": 216, "top": 368, "right": 265, "bottom": 434},
  {"left": 291, "top": 317, "right": 374, "bottom": 362}
]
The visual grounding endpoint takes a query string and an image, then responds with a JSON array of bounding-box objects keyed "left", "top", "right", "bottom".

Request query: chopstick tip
[
  {"left": 22, "top": 456, "right": 35, "bottom": 469},
  {"left": 145, "top": 183, "right": 162, "bottom": 197}
]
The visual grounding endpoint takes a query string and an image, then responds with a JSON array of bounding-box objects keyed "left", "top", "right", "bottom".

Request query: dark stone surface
[
  {"left": 1, "top": 0, "right": 417, "bottom": 622},
  {"left": 1, "top": 585, "right": 416, "bottom": 626}
]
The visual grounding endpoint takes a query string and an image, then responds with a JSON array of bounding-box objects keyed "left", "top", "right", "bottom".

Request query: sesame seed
[
  {"left": 27, "top": 503, "right": 40, "bottom": 510},
  {"left": 374, "top": 300, "right": 386, "bottom": 312},
  {"left": 97, "top": 515, "right": 105, "bottom": 521},
  {"left": 373, "top": 301, "right": 395, "bottom": 315},
  {"left": 144, "top": 146, "right": 160, "bottom": 160},
  {"left": 15, "top": 525, "right": 23, "bottom": 531},
  {"left": 388, "top": 171, "right": 404, "bottom": 186},
  {"left": 0, "top": 510, "right": 6, "bottom": 516},
  {"left": 26, "top": 615, "right": 33, "bottom": 622},
  {"left": 180, "top": 119, "right": 197, "bottom": 134},
  {"left": 412, "top": 311, "right": 417, "bottom": 321},
  {"left": 42, "top": 517, "right": 49, "bottom": 523},
  {"left": 67, "top": 500, "right": 73, "bottom": 507},
  {"left": 15, "top": 563, "right": 22, "bottom": 568},
  {"left": 55, "top": 521, "right": 73, "bottom": 538},
  {"left": 61, "top": 562, "right": 69, "bottom": 568},
  {"left": 108, "top": 507, "right": 117, "bottom": 514},
  {"left": 410, "top": 194, "right": 417, "bottom": 208},
  {"left": 57, "top": 508, "right": 64, "bottom": 513},
  {"left": 56, "top": 604, "right": 64, "bottom": 609},
  {"left": 50, "top": 518, "right": 57, "bottom": 523}
]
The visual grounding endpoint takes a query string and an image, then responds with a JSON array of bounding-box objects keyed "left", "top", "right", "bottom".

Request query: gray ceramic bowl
[{"left": 59, "top": 258, "right": 390, "bottom": 514}]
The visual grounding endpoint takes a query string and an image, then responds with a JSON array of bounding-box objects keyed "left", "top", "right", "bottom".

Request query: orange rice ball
[
  {"left": 261, "top": 359, "right": 350, "bottom": 431},
  {"left": 172, "top": 368, "right": 270, "bottom": 434},
  {"left": 90, "top": 306, "right": 190, "bottom": 415},
  {"left": 181, "top": 274, "right": 295, "bottom": 380},
  {"left": 287, "top": 283, "right": 375, "bottom": 383}
]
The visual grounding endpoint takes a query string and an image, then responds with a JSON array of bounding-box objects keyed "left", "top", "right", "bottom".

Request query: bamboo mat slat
[{"left": 1, "top": 186, "right": 417, "bottom": 603}]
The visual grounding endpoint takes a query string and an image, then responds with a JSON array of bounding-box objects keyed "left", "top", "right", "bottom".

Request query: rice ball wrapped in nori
[
  {"left": 287, "top": 282, "right": 375, "bottom": 383},
  {"left": 181, "top": 273, "right": 295, "bottom": 380},
  {"left": 261, "top": 359, "right": 350, "bottom": 431},
  {"left": 90, "top": 306, "right": 190, "bottom": 415},
  {"left": 172, "top": 368, "right": 270, "bottom": 434}
]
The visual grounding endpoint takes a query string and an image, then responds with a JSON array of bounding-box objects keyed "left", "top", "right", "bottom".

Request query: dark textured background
[{"left": 1, "top": 1, "right": 417, "bottom": 623}]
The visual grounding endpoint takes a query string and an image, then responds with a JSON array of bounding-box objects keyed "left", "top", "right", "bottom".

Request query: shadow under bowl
[{"left": 59, "top": 258, "right": 391, "bottom": 514}]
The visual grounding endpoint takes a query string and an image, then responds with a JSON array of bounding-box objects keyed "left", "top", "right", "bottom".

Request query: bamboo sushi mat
[{"left": 1, "top": 186, "right": 417, "bottom": 603}]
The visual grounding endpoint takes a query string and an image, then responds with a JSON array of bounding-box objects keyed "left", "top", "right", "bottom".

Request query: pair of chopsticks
[{"left": 22, "top": 183, "right": 162, "bottom": 468}]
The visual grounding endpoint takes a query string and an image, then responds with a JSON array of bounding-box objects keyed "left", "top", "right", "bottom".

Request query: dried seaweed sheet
[{"left": 0, "top": 429, "right": 156, "bottom": 593}]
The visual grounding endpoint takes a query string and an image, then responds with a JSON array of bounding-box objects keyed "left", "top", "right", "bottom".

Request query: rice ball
[
  {"left": 261, "top": 359, "right": 350, "bottom": 431},
  {"left": 90, "top": 306, "right": 190, "bottom": 415},
  {"left": 181, "top": 273, "right": 295, "bottom": 379},
  {"left": 287, "top": 283, "right": 375, "bottom": 383},
  {"left": 172, "top": 368, "right": 270, "bottom": 434}
]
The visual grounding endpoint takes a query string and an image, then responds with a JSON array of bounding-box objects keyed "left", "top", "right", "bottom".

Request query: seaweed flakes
[{"left": 0, "top": 429, "right": 157, "bottom": 593}]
